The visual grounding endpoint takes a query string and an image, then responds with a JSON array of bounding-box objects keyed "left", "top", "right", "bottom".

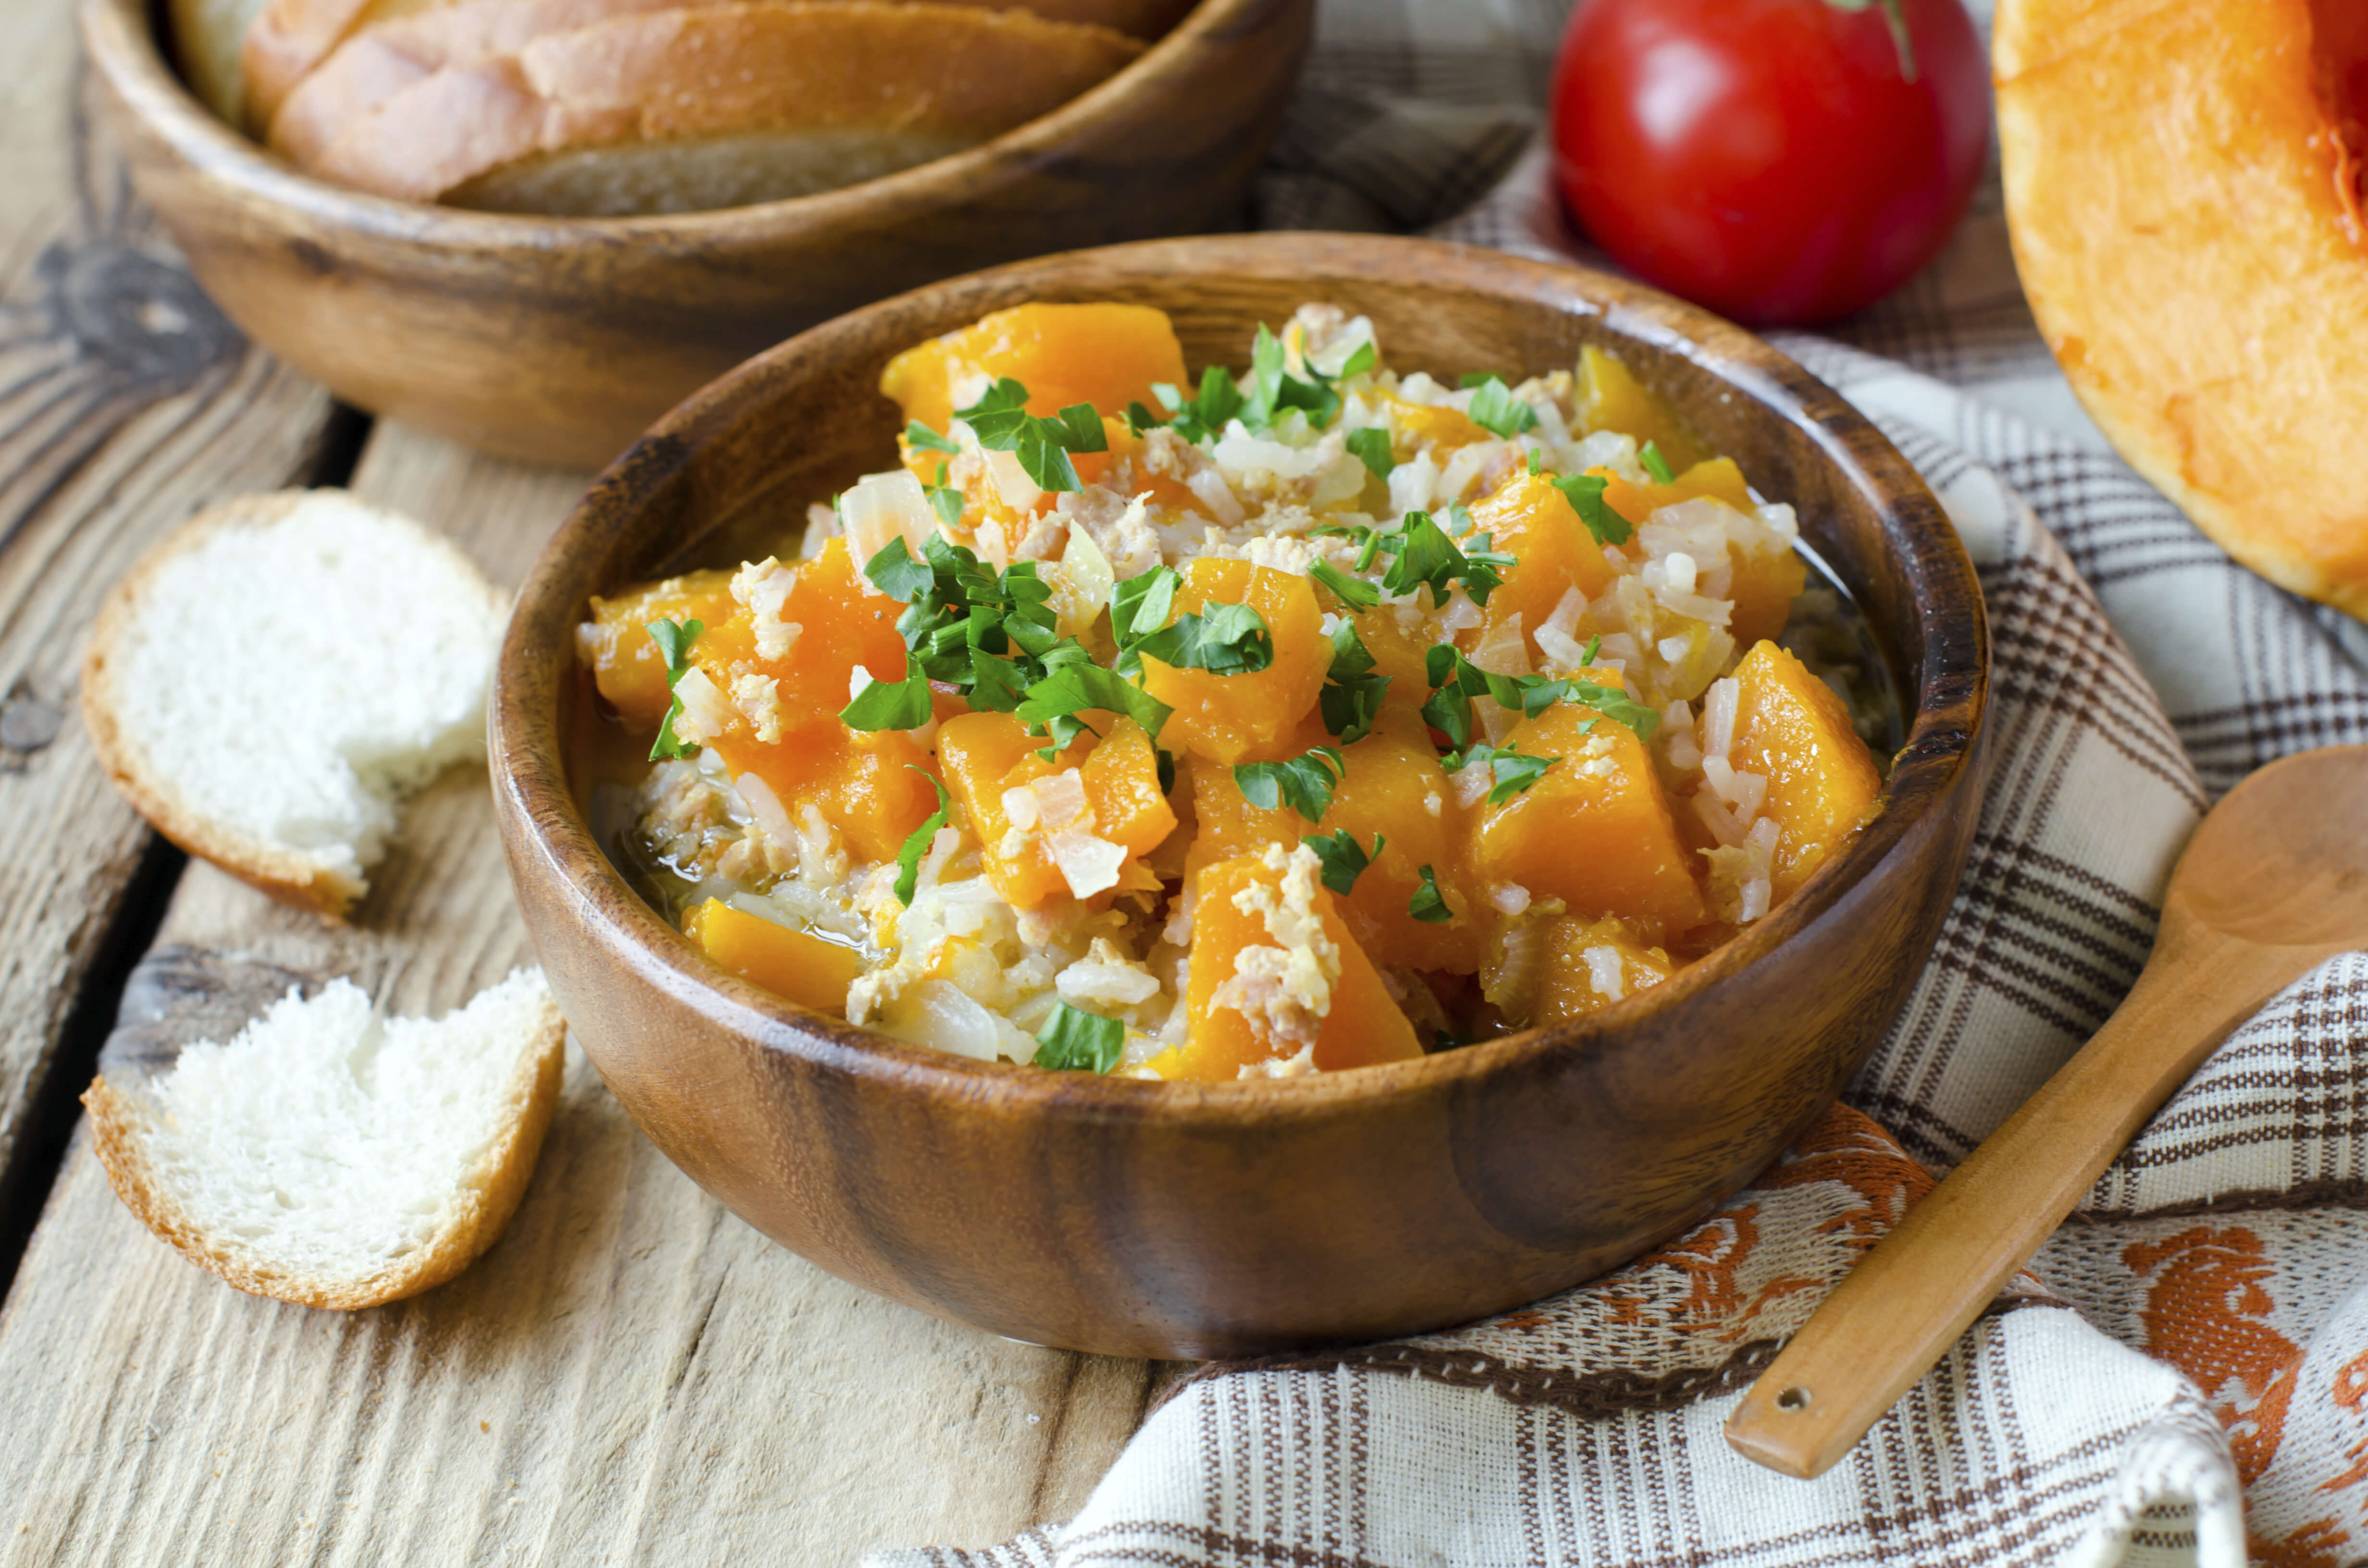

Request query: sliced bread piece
[
  {"left": 268, "top": 0, "right": 1183, "bottom": 167},
  {"left": 84, "top": 969, "right": 566, "bottom": 1310},
  {"left": 301, "top": 2, "right": 1146, "bottom": 214},
  {"left": 240, "top": 0, "right": 455, "bottom": 133},
  {"left": 169, "top": 0, "right": 275, "bottom": 123},
  {"left": 81, "top": 490, "right": 507, "bottom": 919}
]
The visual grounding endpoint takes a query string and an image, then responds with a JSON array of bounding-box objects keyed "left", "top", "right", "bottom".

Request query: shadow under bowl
[
  {"left": 78, "top": 0, "right": 1314, "bottom": 468},
  {"left": 492, "top": 232, "right": 1990, "bottom": 1360}
]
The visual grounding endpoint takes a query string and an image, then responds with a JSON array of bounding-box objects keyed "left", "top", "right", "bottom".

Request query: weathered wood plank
[
  {"left": 0, "top": 422, "right": 1165, "bottom": 1564},
  {"left": 0, "top": 0, "right": 337, "bottom": 1249}
]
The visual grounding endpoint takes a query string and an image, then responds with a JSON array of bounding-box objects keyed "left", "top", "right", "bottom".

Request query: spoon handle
[{"left": 1723, "top": 919, "right": 2321, "bottom": 1480}]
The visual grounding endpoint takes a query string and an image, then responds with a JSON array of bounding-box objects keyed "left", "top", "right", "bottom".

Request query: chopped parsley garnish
[
  {"left": 904, "top": 419, "right": 960, "bottom": 454},
  {"left": 840, "top": 651, "right": 933, "bottom": 732},
  {"left": 1243, "top": 323, "right": 1343, "bottom": 429},
  {"left": 1373, "top": 510, "right": 1508, "bottom": 609},
  {"left": 1303, "top": 828, "right": 1385, "bottom": 895},
  {"left": 892, "top": 768, "right": 952, "bottom": 906},
  {"left": 1131, "top": 600, "right": 1274, "bottom": 675},
  {"left": 923, "top": 460, "right": 964, "bottom": 531},
  {"left": 1318, "top": 620, "right": 1390, "bottom": 745},
  {"left": 1032, "top": 1002, "right": 1125, "bottom": 1074},
  {"left": 1640, "top": 440, "right": 1675, "bottom": 484},
  {"left": 1419, "top": 647, "right": 1660, "bottom": 749},
  {"left": 1014, "top": 655, "right": 1172, "bottom": 759},
  {"left": 1463, "top": 375, "right": 1539, "bottom": 439},
  {"left": 645, "top": 616, "right": 703, "bottom": 761},
  {"left": 953, "top": 378, "right": 1108, "bottom": 492},
  {"left": 1345, "top": 426, "right": 1395, "bottom": 480},
  {"left": 1550, "top": 471, "right": 1634, "bottom": 547},
  {"left": 863, "top": 535, "right": 936, "bottom": 602},
  {"left": 1408, "top": 864, "right": 1454, "bottom": 924},
  {"left": 1308, "top": 558, "right": 1380, "bottom": 611},
  {"left": 1146, "top": 365, "right": 1249, "bottom": 443},
  {"left": 1233, "top": 746, "right": 1346, "bottom": 822},
  {"left": 1440, "top": 742, "right": 1560, "bottom": 803},
  {"left": 1333, "top": 341, "right": 1377, "bottom": 380},
  {"left": 1582, "top": 633, "right": 1603, "bottom": 665}
]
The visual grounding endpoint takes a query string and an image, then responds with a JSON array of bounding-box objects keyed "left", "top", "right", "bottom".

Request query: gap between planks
[{"left": 0, "top": 417, "right": 1174, "bottom": 1566}]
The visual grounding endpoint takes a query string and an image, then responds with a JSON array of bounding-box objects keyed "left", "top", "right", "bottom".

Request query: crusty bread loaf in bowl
[
  {"left": 1997, "top": 0, "right": 2368, "bottom": 620},
  {"left": 85, "top": 0, "right": 1310, "bottom": 466},
  {"left": 488, "top": 233, "right": 1989, "bottom": 1359}
]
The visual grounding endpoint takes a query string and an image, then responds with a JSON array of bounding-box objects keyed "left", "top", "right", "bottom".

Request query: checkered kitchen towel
[{"left": 873, "top": 1, "right": 2368, "bottom": 1562}]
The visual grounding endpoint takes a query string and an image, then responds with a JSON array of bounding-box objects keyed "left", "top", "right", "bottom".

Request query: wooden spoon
[{"left": 1724, "top": 744, "right": 2368, "bottom": 1480}]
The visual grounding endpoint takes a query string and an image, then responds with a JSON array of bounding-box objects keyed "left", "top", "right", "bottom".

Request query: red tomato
[{"left": 1550, "top": 0, "right": 1990, "bottom": 325}]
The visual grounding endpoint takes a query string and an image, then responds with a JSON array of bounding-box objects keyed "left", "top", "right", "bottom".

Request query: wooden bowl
[
  {"left": 77, "top": 0, "right": 1313, "bottom": 469},
  {"left": 491, "top": 233, "right": 1990, "bottom": 1360}
]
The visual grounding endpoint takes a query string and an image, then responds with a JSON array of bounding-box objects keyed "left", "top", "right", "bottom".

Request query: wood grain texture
[
  {"left": 493, "top": 232, "right": 1993, "bottom": 1360},
  {"left": 80, "top": 0, "right": 1314, "bottom": 467},
  {"left": 0, "top": 0, "right": 335, "bottom": 1247},
  {"left": 1725, "top": 744, "right": 2368, "bottom": 1479},
  {"left": 0, "top": 422, "right": 1171, "bottom": 1564}
]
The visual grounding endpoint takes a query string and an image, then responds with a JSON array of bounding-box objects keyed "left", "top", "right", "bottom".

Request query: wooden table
[{"left": 0, "top": 8, "right": 1175, "bottom": 1558}]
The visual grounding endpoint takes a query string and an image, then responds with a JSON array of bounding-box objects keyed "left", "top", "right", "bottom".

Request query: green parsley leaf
[
  {"left": 1581, "top": 634, "right": 1603, "bottom": 665},
  {"left": 1243, "top": 323, "right": 1287, "bottom": 426},
  {"left": 1033, "top": 1002, "right": 1126, "bottom": 1074},
  {"left": 1640, "top": 441, "right": 1675, "bottom": 484},
  {"left": 1015, "top": 661, "right": 1172, "bottom": 760},
  {"left": 1318, "top": 621, "right": 1388, "bottom": 745},
  {"left": 892, "top": 768, "right": 953, "bottom": 906},
  {"left": 1333, "top": 341, "right": 1377, "bottom": 379},
  {"left": 1345, "top": 426, "right": 1395, "bottom": 480},
  {"left": 1325, "top": 617, "right": 1376, "bottom": 677},
  {"left": 645, "top": 617, "right": 704, "bottom": 761},
  {"left": 1302, "top": 829, "right": 1385, "bottom": 895},
  {"left": 1378, "top": 511, "right": 1473, "bottom": 608},
  {"left": 840, "top": 651, "right": 933, "bottom": 732},
  {"left": 1132, "top": 600, "right": 1275, "bottom": 675},
  {"left": 1052, "top": 403, "right": 1109, "bottom": 454},
  {"left": 1233, "top": 746, "right": 1346, "bottom": 822},
  {"left": 904, "top": 419, "right": 960, "bottom": 454},
  {"left": 1464, "top": 376, "right": 1539, "bottom": 439},
  {"left": 925, "top": 461, "right": 965, "bottom": 532},
  {"left": 1566, "top": 678, "right": 1662, "bottom": 737},
  {"left": 1440, "top": 743, "right": 1560, "bottom": 804},
  {"left": 1550, "top": 471, "right": 1634, "bottom": 547},
  {"left": 1408, "top": 864, "right": 1454, "bottom": 924},
  {"left": 864, "top": 537, "right": 935, "bottom": 603},
  {"left": 1124, "top": 400, "right": 1164, "bottom": 435},
  {"left": 1308, "top": 558, "right": 1380, "bottom": 611},
  {"left": 953, "top": 378, "right": 1104, "bottom": 493},
  {"left": 1111, "top": 567, "right": 1180, "bottom": 644},
  {"left": 1527, "top": 448, "right": 1543, "bottom": 476},
  {"left": 1192, "top": 364, "right": 1246, "bottom": 432},
  {"left": 953, "top": 377, "right": 1031, "bottom": 444}
]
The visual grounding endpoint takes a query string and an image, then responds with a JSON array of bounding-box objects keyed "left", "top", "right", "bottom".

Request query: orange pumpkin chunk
[
  {"left": 1727, "top": 642, "right": 1881, "bottom": 901},
  {"left": 1140, "top": 558, "right": 1328, "bottom": 765},
  {"left": 581, "top": 568, "right": 737, "bottom": 726},
  {"left": 1476, "top": 696, "right": 1708, "bottom": 936},
  {"left": 937, "top": 711, "right": 1177, "bottom": 907},
  {"left": 1392, "top": 399, "right": 1491, "bottom": 458},
  {"left": 1579, "top": 346, "right": 1710, "bottom": 470},
  {"left": 879, "top": 302, "right": 1188, "bottom": 434},
  {"left": 683, "top": 898, "right": 865, "bottom": 1017},
  {"left": 1531, "top": 914, "right": 1679, "bottom": 1027},
  {"left": 1188, "top": 707, "right": 1479, "bottom": 973},
  {"left": 1469, "top": 472, "right": 1621, "bottom": 661},
  {"left": 1177, "top": 848, "right": 1421, "bottom": 1079}
]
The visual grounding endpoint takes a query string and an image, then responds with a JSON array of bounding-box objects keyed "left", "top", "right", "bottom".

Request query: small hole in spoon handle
[{"left": 1775, "top": 1385, "right": 1812, "bottom": 1413}]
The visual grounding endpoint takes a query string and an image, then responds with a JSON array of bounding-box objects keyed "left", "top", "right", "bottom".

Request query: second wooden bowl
[
  {"left": 78, "top": 0, "right": 1312, "bottom": 468},
  {"left": 492, "top": 233, "right": 1990, "bottom": 1360}
]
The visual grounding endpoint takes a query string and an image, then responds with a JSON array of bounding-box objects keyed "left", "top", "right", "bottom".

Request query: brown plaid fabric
[{"left": 872, "top": 1, "right": 2368, "bottom": 1562}]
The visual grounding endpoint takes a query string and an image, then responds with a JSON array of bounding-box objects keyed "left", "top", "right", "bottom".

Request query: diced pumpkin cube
[
  {"left": 688, "top": 537, "right": 907, "bottom": 717},
  {"left": 938, "top": 710, "right": 1177, "bottom": 907},
  {"left": 1727, "top": 642, "right": 1881, "bottom": 901},
  {"left": 1140, "top": 559, "right": 1327, "bottom": 765},
  {"left": 1726, "top": 540, "right": 1808, "bottom": 649},
  {"left": 683, "top": 898, "right": 865, "bottom": 1017},
  {"left": 1578, "top": 346, "right": 1710, "bottom": 470},
  {"left": 879, "top": 302, "right": 1188, "bottom": 434},
  {"left": 1391, "top": 399, "right": 1491, "bottom": 458},
  {"left": 718, "top": 724, "right": 941, "bottom": 867},
  {"left": 1187, "top": 707, "right": 1479, "bottom": 974},
  {"left": 581, "top": 568, "right": 738, "bottom": 726},
  {"left": 1476, "top": 695, "right": 1708, "bottom": 936},
  {"left": 1468, "top": 472, "right": 1620, "bottom": 661},
  {"left": 1177, "top": 847, "right": 1422, "bottom": 1080},
  {"left": 1531, "top": 914, "right": 1680, "bottom": 1027}
]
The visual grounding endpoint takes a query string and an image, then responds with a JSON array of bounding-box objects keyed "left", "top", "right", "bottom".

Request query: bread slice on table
[
  {"left": 81, "top": 490, "right": 507, "bottom": 920},
  {"left": 84, "top": 970, "right": 566, "bottom": 1311},
  {"left": 267, "top": 0, "right": 1179, "bottom": 168},
  {"left": 298, "top": 1, "right": 1146, "bottom": 215}
]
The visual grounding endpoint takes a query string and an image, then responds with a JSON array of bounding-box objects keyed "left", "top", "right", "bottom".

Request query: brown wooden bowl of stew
[{"left": 490, "top": 232, "right": 1989, "bottom": 1360}]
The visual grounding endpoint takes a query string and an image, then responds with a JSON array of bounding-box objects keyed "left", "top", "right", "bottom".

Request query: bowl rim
[
  {"left": 81, "top": 0, "right": 1297, "bottom": 245},
  {"left": 493, "top": 231, "right": 1989, "bottom": 1123}
]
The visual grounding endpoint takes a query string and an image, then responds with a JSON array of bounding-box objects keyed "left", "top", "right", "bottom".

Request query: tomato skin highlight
[{"left": 1548, "top": 0, "right": 1990, "bottom": 325}]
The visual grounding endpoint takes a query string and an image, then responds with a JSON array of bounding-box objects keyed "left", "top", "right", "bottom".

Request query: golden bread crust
[{"left": 1997, "top": 0, "right": 2368, "bottom": 620}]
